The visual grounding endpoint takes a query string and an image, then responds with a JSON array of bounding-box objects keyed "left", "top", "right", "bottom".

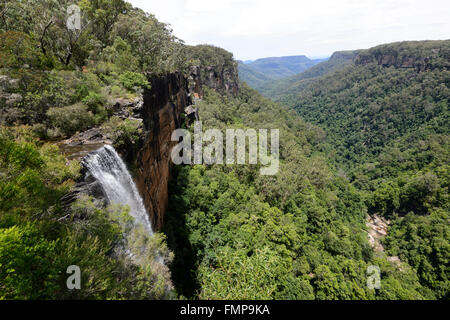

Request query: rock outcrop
[
  {"left": 60, "top": 164, "right": 108, "bottom": 209},
  {"left": 355, "top": 53, "right": 434, "bottom": 71},
  {"left": 354, "top": 40, "right": 450, "bottom": 71},
  {"left": 56, "top": 128, "right": 112, "bottom": 160},
  {"left": 188, "top": 62, "right": 239, "bottom": 98},
  {"left": 108, "top": 95, "right": 144, "bottom": 119},
  {"left": 366, "top": 214, "right": 405, "bottom": 270},
  {"left": 366, "top": 214, "right": 390, "bottom": 252},
  {"left": 329, "top": 50, "right": 360, "bottom": 62}
]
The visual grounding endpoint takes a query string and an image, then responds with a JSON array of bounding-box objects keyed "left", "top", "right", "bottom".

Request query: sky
[{"left": 129, "top": 0, "right": 450, "bottom": 61}]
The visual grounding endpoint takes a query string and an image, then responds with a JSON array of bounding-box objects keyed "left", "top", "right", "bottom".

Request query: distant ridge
[
  {"left": 238, "top": 54, "right": 329, "bottom": 89},
  {"left": 257, "top": 50, "right": 359, "bottom": 99}
]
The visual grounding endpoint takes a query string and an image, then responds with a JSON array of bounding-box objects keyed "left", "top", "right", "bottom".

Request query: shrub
[
  {"left": 46, "top": 104, "right": 95, "bottom": 137},
  {"left": 110, "top": 85, "right": 128, "bottom": 97},
  {"left": 31, "top": 123, "right": 48, "bottom": 140},
  {"left": 100, "top": 37, "right": 140, "bottom": 73},
  {"left": 74, "top": 73, "right": 103, "bottom": 101},
  {"left": 0, "top": 32, "right": 47, "bottom": 69},
  {"left": 82, "top": 91, "right": 106, "bottom": 109},
  {"left": 102, "top": 116, "right": 143, "bottom": 149},
  {"left": 119, "top": 71, "right": 149, "bottom": 91},
  {"left": 81, "top": 91, "right": 108, "bottom": 122},
  {"left": 0, "top": 224, "right": 59, "bottom": 299}
]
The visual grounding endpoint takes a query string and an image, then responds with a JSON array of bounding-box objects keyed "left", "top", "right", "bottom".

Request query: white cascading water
[{"left": 82, "top": 145, "right": 153, "bottom": 235}]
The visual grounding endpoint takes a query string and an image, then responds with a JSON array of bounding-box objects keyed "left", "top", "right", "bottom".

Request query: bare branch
[
  {"left": 39, "top": 20, "right": 54, "bottom": 55},
  {"left": 0, "top": 2, "right": 9, "bottom": 19}
]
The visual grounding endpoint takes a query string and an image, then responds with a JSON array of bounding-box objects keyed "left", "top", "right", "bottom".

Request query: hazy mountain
[
  {"left": 257, "top": 50, "right": 359, "bottom": 99},
  {"left": 238, "top": 55, "right": 328, "bottom": 89},
  {"left": 246, "top": 55, "right": 321, "bottom": 78},
  {"left": 237, "top": 61, "right": 274, "bottom": 89}
]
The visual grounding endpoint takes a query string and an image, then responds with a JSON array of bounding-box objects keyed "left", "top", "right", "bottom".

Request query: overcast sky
[{"left": 129, "top": 0, "right": 450, "bottom": 60}]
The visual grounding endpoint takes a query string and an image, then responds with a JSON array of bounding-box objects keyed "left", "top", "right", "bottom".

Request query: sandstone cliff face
[
  {"left": 188, "top": 62, "right": 239, "bottom": 98},
  {"left": 136, "top": 63, "right": 239, "bottom": 230},
  {"left": 329, "top": 50, "right": 360, "bottom": 62},
  {"left": 354, "top": 41, "right": 450, "bottom": 71},
  {"left": 354, "top": 52, "right": 434, "bottom": 71},
  {"left": 136, "top": 73, "right": 192, "bottom": 231},
  {"left": 66, "top": 63, "right": 239, "bottom": 230}
]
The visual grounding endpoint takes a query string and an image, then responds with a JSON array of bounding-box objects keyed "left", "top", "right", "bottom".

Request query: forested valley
[{"left": 0, "top": 0, "right": 448, "bottom": 300}]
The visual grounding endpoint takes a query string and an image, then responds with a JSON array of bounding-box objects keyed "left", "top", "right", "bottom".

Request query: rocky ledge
[{"left": 56, "top": 128, "right": 112, "bottom": 160}]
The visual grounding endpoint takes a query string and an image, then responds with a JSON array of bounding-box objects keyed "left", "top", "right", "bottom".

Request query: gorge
[{"left": 0, "top": 0, "right": 448, "bottom": 301}]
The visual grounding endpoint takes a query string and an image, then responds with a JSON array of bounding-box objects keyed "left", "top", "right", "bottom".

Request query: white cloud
[{"left": 129, "top": 0, "right": 450, "bottom": 60}]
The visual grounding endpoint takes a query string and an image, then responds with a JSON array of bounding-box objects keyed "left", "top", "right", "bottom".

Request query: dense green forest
[
  {"left": 0, "top": 0, "right": 448, "bottom": 300},
  {"left": 0, "top": 0, "right": 184, "bottom": 299},
  {"left": 252, "top": 40, "right": 449, "bottom": 299},
  {"left": 237, "top": 61, "right": 274, "bottom": 90},
  {"left": 165, "top": 85, "right": 434, "bottom": 299}
]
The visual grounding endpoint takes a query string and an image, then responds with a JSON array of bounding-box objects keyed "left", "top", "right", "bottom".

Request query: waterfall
[{"left": 82, "top": 145, "right": 153, "bottom": 235}]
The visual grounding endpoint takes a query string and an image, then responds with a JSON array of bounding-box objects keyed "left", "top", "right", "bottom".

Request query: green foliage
[
  {"left": 257, "top": 50, "right": 357, "bottom": 99},
  {"left": 74, "top": 72, "right": 103, "bottom": 101},
  {"left": 385, "top": 209, "right": 449, "bottom": 299},
  {"left": 99, "top": 37, "right": 140, "bottom": 73},
  {"left": 198, "top": 246, "right": 291, "bottom": 300},
  {"left": 164, "top": 87, "right": 427, "bottom": 300},
  {"left": 0, "top": 0, "right": 178, "bottom": 131},
  {"left": 119, "top": 71, "right": 149, "bottom": 90},
  {"left": 0, "top": 127, "right": 174, "bottom": 299},
  {"left": 46, "top": 104, "right": 96, "bottom": 137},
  {"left": 110, "top": 7, "right": 183, "bottom": 73},
  {"left": 1, "top": 1, "right": 448, "bottom": 301},
  {"left": 278, "top": 41, "right": 450, "bottom": 168},
  {"left": 367, "top": 181, "right": 400, "bottom": 217},
  {"left": 238, "top": 56, "right": 327, "bottom": 90},
  {"left": 185, "top": 45, "right": 235, "bottom": 70},
  {"left": 0, "top": 31, "right": 49, "bottom": 69},
  {"left": 0, "top": 224, "right": 59, "bottom": 299},
  {"left": 82, "top": 91, "right": 107, "bottom": 113},
  {"left": 261, "top": 40, "right": 450, "bottom": 299},
  {"left": 0, "top": 1, "right": 187, "bottom": 298},
  {"left": 102, "top": 116, "right": 143, "bottom": 151},
  {"left": 183, "top": 45, "right": 237, "bottom": 79},
  {"left": 0, "top": 126, "right": 78, "bottom": 219},
  {"left": 57, "top": 197, "right": 174, "bottom": 300},
  {"left": 237, "top": 61, "right": 273, "bottom": 89},
  {"left": 79, "top": 0, "right": 131, "bottom": 45}
]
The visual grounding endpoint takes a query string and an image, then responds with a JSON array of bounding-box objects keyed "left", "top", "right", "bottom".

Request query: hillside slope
[
  {"left": 238, "top": 55, "right": 326, "bottom": 89},
  {"left": 246, "top": 55, "right": 323, "bottom": 78},
  {"left": 270, "top": 40, "right": 450, "bottom": 298},
  {"left": 282, "top": 40, "right": 449, "bottom": 166},
  {"left": 164, "top": 84, "right": 430, "bottom": 300},
  {"left": 258, "top": 50, "right": 359, "bottom": 99},
  {"left": 0, "top": 1, "right": 448, "bottom": 301},
  {"left": 237, "top": 61, "right": 274, "bottom": 88}
]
